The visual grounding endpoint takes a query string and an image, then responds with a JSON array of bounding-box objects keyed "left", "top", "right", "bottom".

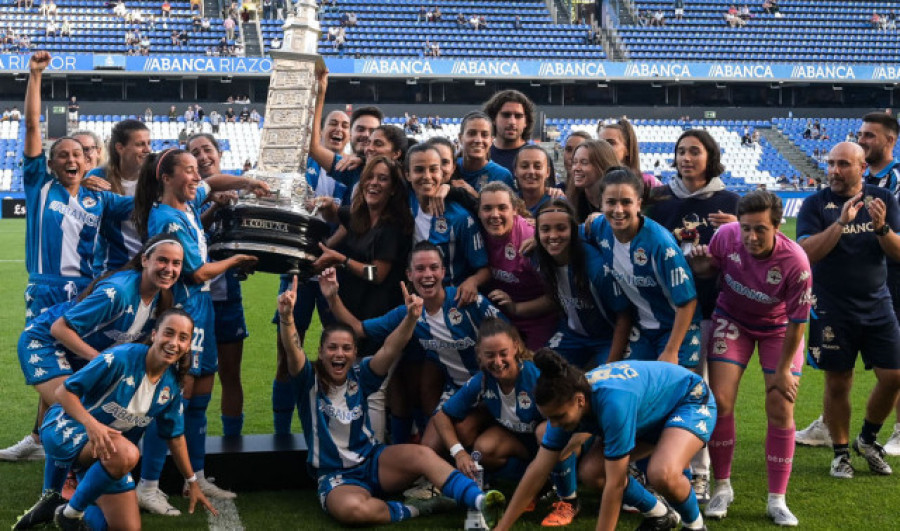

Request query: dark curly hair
[
  {"left": 482, "top": 89, "right": 536, "bottom": 142},
  {"left": 533, "top": 348, "right": 591, "bottom": 408}
]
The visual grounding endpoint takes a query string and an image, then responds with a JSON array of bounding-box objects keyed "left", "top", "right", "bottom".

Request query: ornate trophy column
[{"left": 207, "top": 0, "right": 329, "bottom": 277}]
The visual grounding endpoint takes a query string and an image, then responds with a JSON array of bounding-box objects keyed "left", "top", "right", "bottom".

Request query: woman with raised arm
[
  {"left": 132, "top": 148, "right": 269, "bottom": 515},
  {"left": 280, "top": 272, "right": 507, "bottom": 526},
  {"left": 15, "top": 310, "right": 217, "bottom": 531},
  {"left": 494, "top": 349, "right": 716, "bottom": 531}
]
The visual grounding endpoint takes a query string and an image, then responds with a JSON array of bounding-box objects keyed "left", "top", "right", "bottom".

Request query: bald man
[{"left": 796, "top": 142, "right": 900, "bottom": 479}]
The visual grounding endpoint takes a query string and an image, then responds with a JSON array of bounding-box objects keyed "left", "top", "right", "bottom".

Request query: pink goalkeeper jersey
[
  {"left": 485, "top": 215, "right": 557, "bottom": 349},
  {"left": 709, "top": 222, "right": 813, "bottom": 329}
]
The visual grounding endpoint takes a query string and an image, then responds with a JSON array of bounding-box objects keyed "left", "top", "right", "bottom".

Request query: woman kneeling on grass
[
  {"left": 494, "top": 349, "right": 716, "bottom": 531},
  {"left": 277, "top": 273, "right": 506, "bottom": 526},
  {"left": 16, "top": 309, "right": 216, "bottom": 530}
]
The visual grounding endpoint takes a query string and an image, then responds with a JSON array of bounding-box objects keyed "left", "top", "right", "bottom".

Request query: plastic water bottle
[{"left": 464, "top": 450, "right": 488, "bottom": 530}]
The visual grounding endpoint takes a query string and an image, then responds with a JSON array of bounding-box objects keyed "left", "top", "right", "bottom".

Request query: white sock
[
  {"left": 768, "top": 493, "right": 786, "bottom": 507},
  {"left": 475, "top": 494, "right": 484, "bottom": 510},
  {"left": 406, "top": 504, "right": 420, "bottom": 518},
  {"left": 62, "top": 504, "right": 84, "bottom": 519},
  {"left": 138, "top": 479, "right": 159, "bottom": 490},
  {"left": 683, "top": 515, "right": 705, "bottom": 530},
  {"left": 645, "top": 500, "right": 667, "bottom": 517}
]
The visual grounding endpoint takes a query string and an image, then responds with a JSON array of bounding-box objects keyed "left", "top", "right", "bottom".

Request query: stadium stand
[
  {"left": 775, "top": 117, "right": 900, "bottom": 171},
  {"left": 0, "top": 119, "right": 23, "bottom": 192},
  {"left": 619, "top": 0, "right": 900, "bottom": 62}
]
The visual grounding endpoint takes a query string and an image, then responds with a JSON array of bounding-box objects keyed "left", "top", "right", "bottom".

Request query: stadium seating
[
  {"left": 0, "top": 120, "right": 24, "bottom": 192},
  {"left": 774, "top": 117, "right": 900, "bottom": 171},
  {"left": 621, "top": 0, "right": 900, "bottom": 62}
]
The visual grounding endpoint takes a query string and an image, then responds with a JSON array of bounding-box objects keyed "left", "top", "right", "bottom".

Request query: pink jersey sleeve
[{"left": 708, "top": 222, "right": 737, "bottom": 261}]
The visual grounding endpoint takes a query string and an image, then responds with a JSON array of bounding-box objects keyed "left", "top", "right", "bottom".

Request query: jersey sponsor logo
[
  {"left": 766, "top": 267, "right": 783, "bottom": 285},
  {"left": 419, "top": 336, "right": 476, "bottom": 351},
  {"left": 587, "top": 364, "right": 640, "bottom": 383},
  {"left": 48, "top": 200, "right": 100, "bottom": 227},
  {"left": 610, "top": 268, "right": 659, "bottom": 288},
  {"left": 841, "top": 221, "right": 873, "bottom": 234},
  {"left": 103, "top": 329, "right": 144, "bottom": 344},
  {"left": 517, "top": 391, "right": 532, "bottom": 410},
  {"left": 633, "top": 248, "right": 648, "bottom": 266},
  {"left": 101, "top": 402, "right": 153, "bottom": 428},
  {"left": 435, "top": 217, "right": 448, "bottom": 233},
  {"left": 448, "top": 307, "right": 463, "bottom": 325},
  {"left": 319, "top": 401, "right": 363, "bottom": 423},
  {"left": 81, "top": 197, "right": 97, "bottom": 208},
  {"left": 158, "top": 386, "right": 171, "bottom": 405},
  {"left": 723, "top": 273, "right": 779, "bottom": 304},
  {"left": 728, "top": 252, "right": 741, "bottom": 264},
  {"left": 504, "top": 243, "right": 516, "bottom": 261},
  {"left": 500, "top": 419, "right": 536, "bottom": 433},
  {"left": 492, "top": 268, "right": 520, "bottom": 284},
  {"left": 670, "top": 267, "right": 688, "bottom": 287},
  {"left": 822, "top": 326, "right": 835, "bottom": 342}
]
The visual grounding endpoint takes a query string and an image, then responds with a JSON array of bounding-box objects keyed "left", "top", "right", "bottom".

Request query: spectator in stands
[
  {"left": 45, "top": 18, "right": 58, "bottom": 37},
  {"left": 275, "top": 0, "right": 284, "bottom": 19},
  {"left": 417, "top": 5, "right": 427, "bottom": 22},
  {"left": 225, "top": 107, "right": 236, "bottom": 122},
  {"left": 456, "top": 12, "right": 466, "bottom": 27},
  {"left": 433, "top": 7, "right": 442, "bottom": 22},
  {"left": 223, "top": 16, "right": 235, "bottom": 41},
  {"left": 60, "top": 18, "right": 71, "bottom": 37},
  {"left": 47, "top": 0, "right": 57, "bottom": 17},
  {"left": 113, "top": 0, "right": 126, "bottom": 18},
  {"left": 9, "top": 106, "right": 21, "bottom": 121},
  {"left": 195, "top": 105, "right": 205, "bottom": 122},
  {"left": 347, "top": 12, "right": 357, "bottom": 27},
  {"left": 638, "top": 10, "right": 650, "bottom": 26},
  {"left": 483, "top": 90, "right": 536, "bottom": 175},
  {"left": 67, "top": 96, "right": 78, "bottom": 125},
  {"left": 739, "top": 5, "right": 752, "bottom": 21},
  {"left": 871, "top": 11, "right": 886, "bottom": 30},
  {"left": 653, "top": 10, "right": 666, "bottom": 26},
  {"left": 725, "top": 6, "right": 745, "bottom": 27},
  {"left": 741, "top": 130, "right": 753, "bottom": 146},
  {"left": 179, "top": 29, "right": 189, "bottom": 46},
  {"left": 431, "top": 41, "right": 440, "bottom": 57},
  {"left": 161, "top": 1, "right": 171, "bottom": 19},
  {"left": 240, "top": 107, "right": 250, "bottom": 122},
  {"left": 143, "top": 108, "right": 153, "bottom": 123},
  {"left": 470, "top": 15, "right": 481, "bottom": 30},
  {"left": 1, "top": 108, "right": 9, "bottom": 121},
  {"left": 333, "top": 27, "right": 346, "bottom": 51},
  {"left": 249, "top": 108, "right": 260, "bottom": 122},
  {"left": 888, "top": 10, "right": 898, "bottom": 30},
  {"left": 339, "top": 10, "right": 349, "bottom": 26},
  {"left": 208, "top": 110, "right": 221, "bottom": 133},
  {"left": 262, "top": 0, "right": 272, "bottom": 20},
  {"left": 170, "top": 29, "right": 179, "bottom": 45},
  {"left": 802, "top": 120, "right": 813, "bottom": 139},
  {"left": 191, "top": 0, "right": 201, "bottom": 14},
  {"left": 192, "top": 13, "right": 202, "bottom": 31},
  {"left": 140, "top": 34, "right": 151, "bottom": 54},
  {"left": 674, "top": 0, "right": 685, "bottom": 20},
  {"left": 762, "top": 0, "right": 778, "bottom": 15}
]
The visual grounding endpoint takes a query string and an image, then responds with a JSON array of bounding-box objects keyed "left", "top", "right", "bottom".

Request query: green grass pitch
[{"left": 1, "top": 217, "right": 899, "bottom": 529}]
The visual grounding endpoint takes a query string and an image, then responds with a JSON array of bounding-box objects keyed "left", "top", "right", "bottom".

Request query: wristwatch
[{"left": 875, "top": 224, "right": 891, "bottom": 237}]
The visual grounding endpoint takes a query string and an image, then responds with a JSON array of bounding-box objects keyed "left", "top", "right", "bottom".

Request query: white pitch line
[
  {"left": 208, "top": 498, "right": 244, "bottom": 531},
  {"left": 0, "top": 259, "right": 24, "bottom": 262}
]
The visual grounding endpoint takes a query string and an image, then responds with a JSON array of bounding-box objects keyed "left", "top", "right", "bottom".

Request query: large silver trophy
[{"left": 208, "top": 0, "right": 330, "bottom": 277}]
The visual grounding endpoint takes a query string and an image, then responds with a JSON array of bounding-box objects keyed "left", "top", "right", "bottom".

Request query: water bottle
[{"left": 464, "top": 450, "right": 488, "bottom": 530}]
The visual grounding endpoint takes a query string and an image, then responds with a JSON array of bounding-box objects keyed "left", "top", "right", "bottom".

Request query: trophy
[{"left": 208, "top": 0, "right": 330, "bottom": 278}]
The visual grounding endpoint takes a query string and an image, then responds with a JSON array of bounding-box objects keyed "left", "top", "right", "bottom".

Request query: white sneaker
[
  {"left": 704, "top": 485, "right": 734, "bottom": 519},
  {"left": 137, "top": 484, "right": 181, "bottom": 516},
  {"left": 767, "top": 503, "right": 799, "bottom": 527},
  {"left": 795, "top": 415, "right": 832, "bottom": 447},
  {"left": 0, "top": 435, "right": 45, "bottom": 462},
  {"left": 185, "top": 476, "right": 237, "bottom": 500},
  {"left": 883, "top": 424, "right": 900, "bottom": 456}
]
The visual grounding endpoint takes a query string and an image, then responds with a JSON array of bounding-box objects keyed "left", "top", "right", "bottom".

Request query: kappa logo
[
  {"left": 664, "top": 247, "right": 677, "bottom": 260},
  {"left": 27, "top": 340, "right": 42, "bottom": 350},
  {"left": 124, "top": 376, "right": 135, "bottom": 387},
  {"left": 34, "top": 368, "right": 47, "bottom": 379},
  {"left": 690, "top": 383, "right": 705, "bottom": 399},
  {"left": 158, "top": 386, "right": 171, "bottom": 404},
  {"left": 696, "top": 420, "right": 708, "bottom": 434},
  {"left": 482, "top": 389, "right": 498, "bottom": 400},
  {"left": 125, "top": 305, "right": 134, "bottom": 315},
  {"left": 103, "top": 353, "right": 115, "bottom": 366},
  {"left": 798, "top": 270, "right": 810, "bottom": 282},
  {"left": 766, "top": 267, "right": 783, "bottom": 285},
  {"left": 25, "top": 309, "right": 34, "bottom": 319},
  {"left": 61, "top": 427, "right": 75, "bottom": 442},
  {"left": 517, "top": 391, "right": 532, "bottom": 410},
  {"left": 698, "top": 405, "right": 711, "bottom": 417},
  {"left": 671, "top": 415, "right": 684, "bottom": 423},
  {"left": 600, "top": 239, "right": 610, "bottom": 249},
  {"left": 104, "top": 287, "right": 117, "bottom": 301},
  {"left": 82, "top": 197, "right": 97, "bottom": 208},
  {"left": 728, "top": 252, "right": 741, "bottom": 264},
  {"left": 504, "top": 243, "right": 516, "bottom": 261},
  {"left": 72, "top": 433, "right": 84, "bottom": 446},
  {"left": 57, "top": 357, "right": 70, "bottom": 370},
  {"left": 634, "top": 248, "right": 648, "bottom": 266},
  {"left": 167, "top": 222, "right": 182, "bottom": 233},
  {"left": 825, "top": 202, "right": 839, "bottom": 210},
  {"left": 448, "top": 307, "right": 463, "bottom": 325},
  {"left": 435, "top": 217, "right": 448, "bottom": 233},
  {"left": 800, "top": 287, "right": 816, "bottom": 306},
  {"left": 28, "top": 354, "right": 40, "bottom": 364}
]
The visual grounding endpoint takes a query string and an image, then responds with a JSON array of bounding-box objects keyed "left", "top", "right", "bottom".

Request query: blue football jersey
[
  {"left": 410, "top": 195, "right": 488, "bottom": 286},
  {"left": 328, "top": 154, "right": 363, "bottom": 199},
  {"left": 588, "top": 215, "right": 700, "bottom": 330},
  {"left": 454, "top": 158, "right": 517, "bottom": 193},
  {"left": 24, "top": 154, "right": 132, "bottom": 279},
  {"left": 87, "top": 167, "right": 141, "bottom": 277},
  {"left": 442, "top": 360, "right": 543, "bottom": 434},
  {"left": 363, "top": 287, "right": 503, "bottom": 387},
  {"left": 293, "top": 357, "right": 384, "bottom": 473},
  {"left": 542, "top": 360, "right": 708, "bottom": 459},
  {"left": 56, "top": 343, "right": 185, "bottom": 443},
  {"left": 147, "top": 183, "right": 211, "bottom": 295},
  {"left": 307, "top": 158, "right": 350, "bottom": 206}
]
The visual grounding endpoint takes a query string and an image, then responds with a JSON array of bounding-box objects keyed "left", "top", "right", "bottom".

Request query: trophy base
[{"left": 208, "top": 242, "right": 319, "bottom": 279}]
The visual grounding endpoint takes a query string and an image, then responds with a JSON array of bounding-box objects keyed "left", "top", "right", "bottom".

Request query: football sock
[
  {"left": 623, "top": 475, "right": 657, "bottom": 514},
  {"left": 222, "top": 414, "right": 244, "bottom": 437},
  {"left": 68, "top": 462, "right": 115, "bottom": 512},
  {"left": 272, "top": 379, "right": 294, "bottom": 435},
  {"left": 860, "top": 419, "right": 882, "bottom": 445},
  {"left": 709, "top": 413, "right": 735, "bottom": 480},
  {"left": 139, "top": 420, "right": 168, "bottom": 482},
  {"left": 766, "top": 423, "right": 795, "bottom": 495},
  {"left": 441, "top": 470, "right": 482, "bottom": 509},
  {"left": 550, "top": 453, "right": 578, "bottom": 499},
  {"left": 185, "top": 394, "right": 211, "bottom": 472}
]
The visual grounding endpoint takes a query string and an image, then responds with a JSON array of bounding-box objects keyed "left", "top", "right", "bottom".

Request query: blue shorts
[
  {"left": 25, "top": 275, "right": 89, "bottom": 324},
  {"left": 661, "top": 382, "right": 717, "bottom": 445},
  {"left": 18, "top": 331, "right": 72, "bottom": 386},
  {"left": 807, "top": 311, "right": 900, "bottom": 372},
  {"left": 181, "top": 291, "right": 218, "bottom": 376},
  {"left": 214, "top": 299, "right": 249, "bottom": 343},
  {"left": 316, "top": 444, "right": 386, "bottom": 512},
  {"left": 272, "top": 276, "right": 333, "bottom": 333},
  {"left": 626, "top": 323, "right": 702, "bottom": 368},
  {"left": 546, "top": 328, "right": 612, "bottom": 370},
  {"left": 41, "top": 405, "right": 136, "bottom": 494}
]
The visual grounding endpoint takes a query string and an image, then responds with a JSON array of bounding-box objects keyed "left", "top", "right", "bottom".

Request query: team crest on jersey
[
  {"left": 633, "top": 248, "right": 648, "bottom": 266},
  {"left": 766, "top": 267, "right": 783, "bottom": 285},
  {"left": 517, "top": 391, "right": 532, "bottom": 410},
  {"left": 823, "top": 326, "right": 835, "bottom": 342},
  {"left": 347, "top": 380, "right": 359, "bottom": 396},
  {"left": 629, "top": 326, "right": 641, "bottom": 342},
  {"left": 504, "top": 243, "right": 516, "bottom": 261},
  {"left": 82, "top": 197, "right": 97, "bottom": 208},
  {"left": 448, "top": 307, "right": 463, "bottom": 325},
  {"left": 825, "top": 202, "right": 839, "bottom": 210},
  {"left": 158, "top": 386, "right": 171, "bottom": 404},
  {"left": 714, "top": 340, "right": 727, "bottom": 355},
  {"left": 435, "top": 217, "right": 448, "bottom": 233}
]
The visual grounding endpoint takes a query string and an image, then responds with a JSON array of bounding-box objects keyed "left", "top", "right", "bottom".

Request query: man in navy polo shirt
[{"left": 797, "top": 142, "right": 900, "bottom": 479}]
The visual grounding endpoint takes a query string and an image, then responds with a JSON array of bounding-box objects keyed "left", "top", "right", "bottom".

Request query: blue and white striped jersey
[
  {"left": 410, "top": 195, "right": 488, "bottom": 286},
  {"left": 147, "top": 183, "right": 211, "bottom": 295},
  {"left": 86, "top": 167, "right": 142, "bottom": 277}
]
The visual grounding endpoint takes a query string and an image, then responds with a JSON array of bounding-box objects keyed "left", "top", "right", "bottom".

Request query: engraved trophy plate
[{"left": 208, "top": 0, "right": 328, "bottom": 278}]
